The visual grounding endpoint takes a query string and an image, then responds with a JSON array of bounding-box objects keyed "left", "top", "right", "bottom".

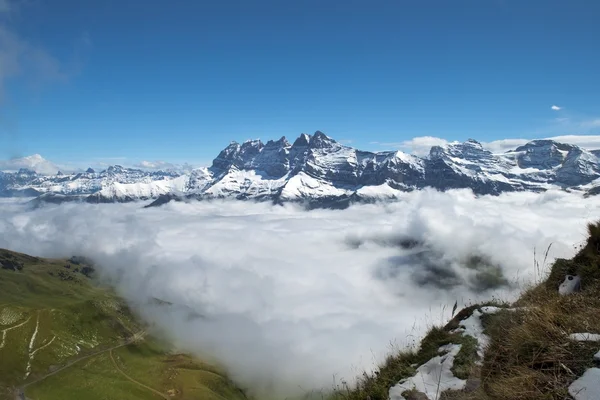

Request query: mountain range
[{"left": 2, "top": 131, "right": 600, "bottom": 208}]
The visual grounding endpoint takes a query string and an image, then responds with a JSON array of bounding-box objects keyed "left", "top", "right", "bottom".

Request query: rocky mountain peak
[
  {"left": 429, "top": 139, "right": 490, "bottom": 162},
  {"left": 292, "top": 133, "right": 311, "bottom": 148},
  {"left": 17, "top": 168, "right": 37, "bottom": 176},
  {"left": 309, "top": 131, "right": 337, "bottom": 149},
  {"left": 515, "top": 140, "right": 574, "bottom": 170},
  {"left": 4, "top": 132, "right": 600, "bottom": 206},
  {"left": 265, "top": 136, "right": 290, "bottom": 148}
]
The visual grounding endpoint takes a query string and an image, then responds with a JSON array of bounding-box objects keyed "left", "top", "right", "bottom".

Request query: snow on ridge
[
  {"left": 389, "top": 344, "right": 465, "bottom": 400},
  {"left": 280, "top": 172, "right": 349, "bottom": 200},
  {"left": 569, "top": 333, "right": 600, "bottom": 342},
  {"left": 3, "top": 133, "right": 600, "bottom": 204}
]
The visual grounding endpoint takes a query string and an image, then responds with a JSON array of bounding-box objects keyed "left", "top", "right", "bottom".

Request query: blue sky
[{"left": 1, "top": 0, "right": 599, "bottom": 167}]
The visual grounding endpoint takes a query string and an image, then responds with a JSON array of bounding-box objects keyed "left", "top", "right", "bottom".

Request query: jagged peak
[
  {"left": 292, "top": 133, "right": 311, "bottom": 147},
  {"left": 106, "top": 165, "right": 128, "bottom": 174},
  {"left": 516, "top": 139, "right": 575, "bottom": 152},
  {"left": 86, "top": 167, "right": 95, "bottom": 174},
  {"left": 464, "top": 138, "right": 483, "bottom": 147},
  {"left": 241, "top": 139, "right": 263, "bottom": 147},
  {"left": 265, "top": 136, "right": 290, "bottom": 148},
  {"left": 309, "top": 131, "right": 337, "bottom": 148}
]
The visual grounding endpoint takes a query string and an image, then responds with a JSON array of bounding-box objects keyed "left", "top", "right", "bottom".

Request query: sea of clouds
[{"left": 0, "top": 189, "right": 598, "bottom": 397}]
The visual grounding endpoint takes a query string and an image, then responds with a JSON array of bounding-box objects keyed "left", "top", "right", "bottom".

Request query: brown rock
[
  {"left": 464, "top": 377, "right": 481, "bottom": 392},
  {"left": 403, "top": 391, "right": 429, "bottom": 400}
]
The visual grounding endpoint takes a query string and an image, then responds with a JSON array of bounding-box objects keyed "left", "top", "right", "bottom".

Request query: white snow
[
  {"left": 393, "top": 151, "right": 425, "bottom": 172},
  {"left": 355, "top": 183, "right": 402, "bottom": 199},
  {"left": 280, "top": 172, "right": 349, "bottom": 199},
  {"left": 389, "top": 344, "right": 466, "bottom": 400},
  {"left": 97, "top": 175, "right": 188, "bottom": 199},
  {"left": 24, "top": 313, "right": 40, "bottom": 378},
  {"left": 594, "top": 351, "right": 600, "bottom": 361},
  {"left": 569, "top": 333, "right": 600, "bottom": 342},
  {"left": 204, "top": 169, "right": 288, "bottom": 198},
  {"left": 569, "top": 368, "right": 600, "bottom": 400},
  {"left": 452, "top": 308, "right": 493, "bottom": 361}
]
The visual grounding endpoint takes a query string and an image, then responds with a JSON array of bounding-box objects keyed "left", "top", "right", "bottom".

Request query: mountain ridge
[{"left": 2, "top": 132, "right": 600, "bottom": 207}]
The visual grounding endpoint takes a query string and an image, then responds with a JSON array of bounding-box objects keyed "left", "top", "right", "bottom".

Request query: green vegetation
[
  {"left": 329, "top": 222, "right": 600, "bottom": 400},
  {"left": 0, "top": 249, "right": 247, "bottom": 400},
  {"left": 328, "top": 323, "right": 487, "bottom": 400}
]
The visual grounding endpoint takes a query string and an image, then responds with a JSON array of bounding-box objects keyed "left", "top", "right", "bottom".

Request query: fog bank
[{"left": 0, "top": 189, "right": 597, "bottom": 397}]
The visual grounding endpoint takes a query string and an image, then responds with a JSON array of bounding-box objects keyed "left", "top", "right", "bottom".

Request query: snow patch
[
  {"left": 355, "top": 183, "right": 402, "bottom": 199},
  {"left": 24, "top": 313, "right": 40, "bottom": 379},
  {"left": 389, "top": 344, "right": 465, "bottom": 400},
  {"left": 569, "top": 333, "right": 600, "bottom": 342},
  {"left": 569, "top": 368, "right": 600, "bottom": 400},
  {"left": 452, "top": 309, "right": 490, "bottom": 361}
]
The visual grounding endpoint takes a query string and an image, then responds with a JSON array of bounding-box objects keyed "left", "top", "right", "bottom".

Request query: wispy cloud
[
  {"left": 371, "top": 137, "right": 450, "bottom": 156},
  {"left": 371, "top": 134, "right": 600, "bottom": 155},
  {"left": 0, "top": 1, "right": 91, "bottom": 102},
  {"left": 133, "top": 160, "right": 199, "bottom": 171},
  {"left": 580, "top": 119, "right": 600, "bottom": 128},
  {"left": 0, "top": 0, "right": 10, "bottom": 13},
  {"left": 551, "top": 105, "right": 562, "bottom": 111},
  {"left": 135, "top": 160, "right": 174, "bottom": 169}
]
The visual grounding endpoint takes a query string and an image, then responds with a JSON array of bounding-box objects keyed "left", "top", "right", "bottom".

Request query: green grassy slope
[{"left": 0, "top": 249, "right": 246, "bottom": 400}]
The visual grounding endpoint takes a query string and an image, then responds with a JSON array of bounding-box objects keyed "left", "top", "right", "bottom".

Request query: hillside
[
  {"left": 330, "top": 223, "right": 600, "bottom": 400},
  {"left": 0, "top": 249, "right": 247, "bottom": 400}
]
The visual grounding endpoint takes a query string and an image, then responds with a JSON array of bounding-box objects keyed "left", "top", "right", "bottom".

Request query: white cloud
[
  {"left": 544, "top": 135, "right": 600, "bottom": 150},
  {"left": 372, "top": 136, "right": 450, "bottom": 156},
  {"left": 551, "top": 105, "right": 562, "bottom": 111},
  {"left": 387, "top": 135, "right": 600, "bottom": 155},
  {"left": 481, "top": 138, "right": 530, "bottom": 154},
  {"left": 483, "top": 136, "right": 600, "bottom": 153},
  {"left": 0, "top": 26, "right": 68, "bottom": 101},
  {"left": 0, "top": 153, "right": 60, "bottom": 174},
  {"left": 134, "top": 160, "right": 177, "bottom": 170},
  {"left": 133, "top": 160, "right": 201, "bottom": 172},
  {"left": 0, "top": 190, "right": 598, "bottom": 397}
]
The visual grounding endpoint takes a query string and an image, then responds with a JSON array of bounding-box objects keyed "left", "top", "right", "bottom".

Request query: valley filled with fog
[{"left": 0, "top": 190, "right": 598, "bottom": 397}]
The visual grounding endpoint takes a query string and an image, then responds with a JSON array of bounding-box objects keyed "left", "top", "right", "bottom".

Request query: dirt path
[
  {"left": 15, "top": 331, "right": 146, "bottom": 400},
  {"left": 109, "top": 349, "right": 169, "bottom": 399}
]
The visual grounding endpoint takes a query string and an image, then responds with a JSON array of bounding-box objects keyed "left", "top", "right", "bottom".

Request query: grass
[
  {"left": 0, "top": 248, "right": 247, "bottom": 400},
  {"left": 328, "top": 221, "right": 600, "bottom": 400},
  {"left": 328, "top": 319, "right": 489, "bottom": 400},
  {"left": 25, "top": 338, "right": 247, "bottom": 400}
]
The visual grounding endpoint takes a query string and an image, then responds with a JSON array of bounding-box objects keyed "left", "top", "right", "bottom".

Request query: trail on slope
[
  {"left": 18, "top": 330, "right": 146, "bottom": 398},
  {"left": 109, "top": 349, "right": 169, "bottom": 399},
  {"left": 24, "top": 313, "right": 41, "bottom": 378},
  {"left": 0, "top": 316, "right": 32, "bottom": 349}
]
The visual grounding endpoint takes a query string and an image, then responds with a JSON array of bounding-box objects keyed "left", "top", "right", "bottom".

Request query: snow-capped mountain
[{"left": 2, "top": 131, "right": 600, "bottom": 208}]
